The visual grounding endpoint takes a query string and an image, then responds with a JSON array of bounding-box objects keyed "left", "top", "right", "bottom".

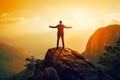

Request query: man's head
[{"left": 59, "top": 20, "right": 62, "bottom": 24}]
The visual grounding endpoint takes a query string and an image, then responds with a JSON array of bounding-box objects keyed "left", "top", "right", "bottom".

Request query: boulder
[{"left": 43, "top": 47, "right": 113, "bottom": 80}]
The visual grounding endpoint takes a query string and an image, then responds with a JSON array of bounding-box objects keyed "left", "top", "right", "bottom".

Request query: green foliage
[
  {"left": 98, "top": 38, "right": 120, "bottom": 79},
  {"left": 25, "top": 56, "right": 36, "bottom": 72},
  {"left": 25, "top": 56, "right": 43, "bottom": 72},
  {"left": 5, "top": 56, "right": 43, "bottom": 80}
]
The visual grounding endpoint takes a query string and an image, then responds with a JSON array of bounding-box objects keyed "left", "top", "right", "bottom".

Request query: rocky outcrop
[
  {"left": 33, "top": 47, "right": 113, "bottom": 80},
  {"left": 82, "top": 24, "right": 120, "bottom": 64}
]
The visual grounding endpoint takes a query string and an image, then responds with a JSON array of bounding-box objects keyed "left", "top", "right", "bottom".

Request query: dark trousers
[{"left": 57, "top": 33, "right": 64, "bottom": 48}]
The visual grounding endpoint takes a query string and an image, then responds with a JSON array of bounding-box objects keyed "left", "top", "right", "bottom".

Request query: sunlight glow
[{"left": 77, "top": 18, "right": 83, "bottom": 24}]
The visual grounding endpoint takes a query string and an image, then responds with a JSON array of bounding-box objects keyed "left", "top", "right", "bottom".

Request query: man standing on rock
[{"left": 49, "top": 20, "right": 72, "bottom": 48}]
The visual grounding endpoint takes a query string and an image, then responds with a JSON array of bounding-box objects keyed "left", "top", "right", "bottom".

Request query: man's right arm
[{"left": 49, "top": 26, "right": 57, "bottom": 28}]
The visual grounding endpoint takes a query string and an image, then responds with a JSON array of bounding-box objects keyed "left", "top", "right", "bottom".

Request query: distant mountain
[
  {"left": 0, "top": 43, "right": 28, "bottom": 78},
  {"left": 0, "top": 33, "right": 56, "bottom": 58},
  {"left": 82, "top": 24, "right": 120, "bottom": 64},
  {"left": 10, "top": 47, "right": 113, "bottom": 80},
  {"left": 0, "top": 31, "right": 89, "bottom": 58}
]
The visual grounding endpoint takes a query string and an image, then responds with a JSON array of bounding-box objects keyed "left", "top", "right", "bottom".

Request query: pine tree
[{"left": 98, "top": 38, "right": 120, "bottom": 79}]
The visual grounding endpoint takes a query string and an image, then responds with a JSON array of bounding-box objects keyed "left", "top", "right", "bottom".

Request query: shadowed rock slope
[{"left": 32, "top": 47, "right": 113, "bottom": 80}]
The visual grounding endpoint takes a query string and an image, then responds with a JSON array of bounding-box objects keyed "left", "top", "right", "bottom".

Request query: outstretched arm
[
  {"left": 64, "top": 26, "right": 72, "bottom": 29},
  {"left": 49, "top": 26, "right": 57, "bottom": 28}
]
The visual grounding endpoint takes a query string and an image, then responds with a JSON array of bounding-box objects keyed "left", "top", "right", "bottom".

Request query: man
[{"left": 49, "top": 20, "right": 72, "bottom": 48}]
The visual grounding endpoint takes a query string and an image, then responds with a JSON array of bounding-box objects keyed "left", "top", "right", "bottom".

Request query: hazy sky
[
  {"left": 0, "top": 0, "right": 120, "bottom": 37},
  {"left": 0, "top": 0, "right": 120, "bottom": 54}
]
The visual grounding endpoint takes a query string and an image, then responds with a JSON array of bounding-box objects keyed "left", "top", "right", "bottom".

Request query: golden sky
[
  {"left": 0, "top": 0, "right": 120, "bottom": 54},
  {"left": 0, "top": 0, "right": 120, "bottom": 35}
]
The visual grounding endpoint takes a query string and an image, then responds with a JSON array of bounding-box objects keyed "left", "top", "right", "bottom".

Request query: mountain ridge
[
  {"left": 82, "top": 24, "right": 120, "bottom": 64},
  {"left": 0, "top": 43, "right": 28, "bottom": 78}
]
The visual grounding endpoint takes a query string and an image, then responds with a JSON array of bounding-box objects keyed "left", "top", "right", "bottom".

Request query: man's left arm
[{"left": 64, "top": 26, "right": 72, "bottom": 29}]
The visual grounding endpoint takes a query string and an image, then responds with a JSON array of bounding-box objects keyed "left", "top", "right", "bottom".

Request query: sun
[{"left": 77, "top": 18, "right": 83, "bottom": 24}]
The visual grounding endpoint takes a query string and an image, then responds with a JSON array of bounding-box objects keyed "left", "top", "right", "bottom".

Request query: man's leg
[
  {"left": 57, "top": 34, "right": 60, "bottom": 48},
  {"left": 61, "top": 34, "right": 65, "bottom": 48}
]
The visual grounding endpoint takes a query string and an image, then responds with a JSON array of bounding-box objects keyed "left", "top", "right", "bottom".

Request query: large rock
[
  {"left": 44, "top": 67, "right": 60, "bottom": 80},
  {"left": 82, "top": 24, "right": 120, "bottom": 64},
  {"left": 43, "top": 47, "right": 113, "bottom": 80}
]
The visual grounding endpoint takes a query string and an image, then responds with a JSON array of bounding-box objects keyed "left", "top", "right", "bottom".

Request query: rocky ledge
[{"left": 31, "top": 47, "right": 113, "bottom": 80}]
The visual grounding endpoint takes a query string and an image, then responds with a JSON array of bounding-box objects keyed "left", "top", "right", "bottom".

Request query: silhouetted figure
[{"left": 49, "top": 20, "right": 72, "bottom": 48}]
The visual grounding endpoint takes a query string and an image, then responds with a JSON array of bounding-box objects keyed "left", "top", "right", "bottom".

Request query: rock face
[
  {"left": 33, "top": 47, "right": 113, "bottom": 80},
  {"left": 44, "top": 67, "right": 60, "bottom": 80},
  {"left": 82, "top": 24, "right": 120, "bottom": 64}
]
